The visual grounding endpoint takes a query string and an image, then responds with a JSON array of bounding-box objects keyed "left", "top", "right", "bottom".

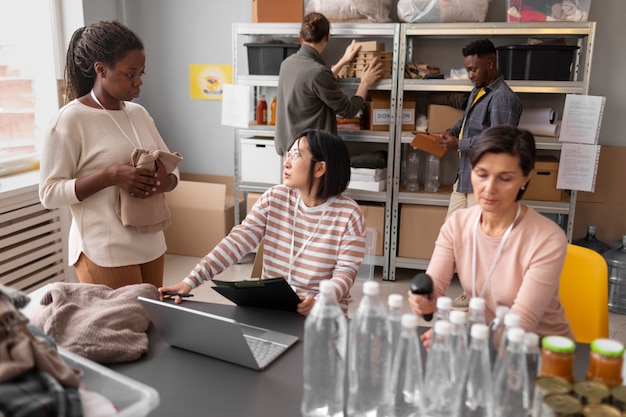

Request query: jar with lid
[
  {"left": 256, "top": 94, "right": 267, "bottom": 125},
  {"left": 540, "top": 335, "right": 576, "bottom": 383},
  {"left": 532, "top": 376, "right": 572, "bottom": 417},
  {"left": 573, "top": 380, "right": 610, "bottom": 405},
  {"left": 605, "top": 236, "right": 626, "bottom": 315},
  {"left": 541, "top": 393, "right": 582, "bottom": 417},
  {"left": 586, "top": 338, "right": 625, "bottom": 388}
]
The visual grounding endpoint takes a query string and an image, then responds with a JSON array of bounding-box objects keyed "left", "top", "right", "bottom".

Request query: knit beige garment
[
  {"left": 31, "top": 283, "right": 159, "bottom": 364},
  {"left": 115, "top": 149, "right": 183, "bottom": 234}
]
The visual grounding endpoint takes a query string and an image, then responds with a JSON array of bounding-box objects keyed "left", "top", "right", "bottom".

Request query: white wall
[{"left": 80, "top": 0, "right": 626, "bottom": 176}]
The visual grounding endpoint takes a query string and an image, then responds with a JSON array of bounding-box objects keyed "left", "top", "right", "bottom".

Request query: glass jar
[
  {"left": 586, "top": 338, "right": 625, "bottom": 388},
  {"left": 540, "top": 335, "right": 576, "bottom": 383}
]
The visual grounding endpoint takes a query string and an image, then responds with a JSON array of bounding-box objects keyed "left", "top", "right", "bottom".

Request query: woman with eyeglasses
[{"left": 159, "top": 129, "right": 366, "bottom": 316}]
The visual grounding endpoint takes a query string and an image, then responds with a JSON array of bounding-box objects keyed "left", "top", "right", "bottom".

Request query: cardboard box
[
  {"left": 240, "top": 138, "right": 282, "bottom": 184},
  {"left": 427, "top": 104, "right": 464, "bottom": 133},
  {"left": 367, "top": 91, "right": 416, "bottom": 132},
  {"left": 356, "top": 41, "right": 384, "bottom": 52},
  {"left": 246, "top": 192, "right": 263, "bottom": 214},
  {"left": 398, "top": 204, "right": 447, "bottom": 260},
  {"left": 360, "top": 203, "right": 385, "bottom": 256},
  {"left": 523, "top": 156, "right": 562, "bottom": 201},
  {"left": 252, "top": 0, "right": 303, "bottom": 22},
  {"left": 164, "top": 174, "right": 244, "bottom": 257}
]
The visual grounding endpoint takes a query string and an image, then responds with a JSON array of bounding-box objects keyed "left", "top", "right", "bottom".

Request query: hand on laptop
[
  {"left": 296, "top": 296, "right": 314, "bottom": 316},
  {"left": 158, "top": 282, "right": 192, "bottom": 304}
]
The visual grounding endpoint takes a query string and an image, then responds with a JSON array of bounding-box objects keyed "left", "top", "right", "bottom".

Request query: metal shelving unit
[
  {"left": 387, "top": 21, "right": 596, "bottom": 280},
  {"left": 232, "top": 22, "right": 401, "bottom": 279}
]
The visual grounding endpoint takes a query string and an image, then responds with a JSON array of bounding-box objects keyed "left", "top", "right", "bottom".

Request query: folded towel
[
  {"left": 31, "top": 283, "right": 159, "bottom": 364},
  {"left": 116, "top": 149, "right": 183, "bottom": 234}
]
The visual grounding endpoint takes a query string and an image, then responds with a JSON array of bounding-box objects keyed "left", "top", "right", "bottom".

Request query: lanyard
[
  {"left": 90, "top": 90, "right": 142, "bottom": 149},
  {"left": 288, "top": 194, "right": 329, "bottom": 285},
  {"left": 471, "top": 203, "right": 521, "bottom": 298}
]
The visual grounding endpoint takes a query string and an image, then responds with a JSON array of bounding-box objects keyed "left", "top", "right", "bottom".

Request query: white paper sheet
[
  {"left": 556, "top": 142, "right": 601, "bottom": 192},
  {"left": 221, "top": 84, "right": 251, "bottom": 128},
  {"left": 560, "top": 95, "right": 606, "bottom": 144}
]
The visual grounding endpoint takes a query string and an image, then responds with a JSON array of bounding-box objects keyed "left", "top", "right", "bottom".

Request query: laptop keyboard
[{"left": 244, "top": 335, "right": 285, "bottom": 368}]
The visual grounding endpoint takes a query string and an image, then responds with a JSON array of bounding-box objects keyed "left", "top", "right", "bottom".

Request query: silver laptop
[{"left": 138, "top": 296, "right": 298, "bottom": 370}]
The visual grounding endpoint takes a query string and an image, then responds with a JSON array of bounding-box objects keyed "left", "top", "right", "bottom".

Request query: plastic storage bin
[
  {"left": 244, "top": 43, "right": 300, "bottom": 75},
  {"left": 240, "top": 138, "right": 282, "bottom": 184},
  {"left": 506, "top": 0, "right": 591, "bottom": 22},
  {"left": 497, "top": 44, "right": 579, "bottom": 81},
  {"left": 61, "top": 348, "right": 160, "bottom": 417}
]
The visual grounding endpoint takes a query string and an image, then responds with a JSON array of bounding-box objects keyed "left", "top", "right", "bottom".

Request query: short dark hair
[
  {"left": 469, "top": 126, "right": 536, "bottom": 201},
  {"left": 289, "top": 129, "right": 351, "bottom": 200},
  {"left": 462, "top": 38, "right": 496, "bottom": 58},
  {"left": 300, "top": 12, "right": 330, "bottom": 43},
  {"left": 65, "top": 20, "right": 144, "bottom": 101}
]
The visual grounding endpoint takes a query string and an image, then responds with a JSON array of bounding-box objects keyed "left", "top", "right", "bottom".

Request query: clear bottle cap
[
  {"left": 507, "top": 327, "right": 525, "bottom": 344},
  {"left": 504, "top": 312, "right": 521, "bottom": 327},
  {"left": 363, "top": 280, "right": 380, "bottom": 296},
  {"left": 434, "top": 320, "right": 452, "bottom": 336},
  {"left": 495, "top": 305, "right": 510, "bottom": 318},
  {"left": 436, "top": 296, "right": 452, "bottom": 310},
  {"left": 469, "top": 297, "right": 485, "bottom": 311},
  {"left": 471, "top": 323, "right": 489, "bottom": 340},
  {"left": 450, "top": 310, "right": 467, "bottom": 325},
  {"left": 401, "top": 314, "right": 418, "bottom": 329},
  {"left": 590, "top": 338, "right": 625, "bottom": 357},
  {"left": 542, "top": 335, "right": 576, "bottom": 353},
  {"left": 388, "top": 293, "right": 403, "bottom": 308}
]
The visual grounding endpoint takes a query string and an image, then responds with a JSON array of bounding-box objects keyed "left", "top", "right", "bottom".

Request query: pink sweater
[{"left": 427, "top": 205, "right": 573, "bottom": 338}]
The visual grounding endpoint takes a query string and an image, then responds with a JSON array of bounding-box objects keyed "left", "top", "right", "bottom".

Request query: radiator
[{"left": 0, "top": 191, "right": 67, "bottom": 292}]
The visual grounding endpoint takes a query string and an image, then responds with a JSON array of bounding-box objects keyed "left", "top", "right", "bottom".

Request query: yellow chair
[{"left": 559, "top": 244, "right": 609, "bottom": 343}]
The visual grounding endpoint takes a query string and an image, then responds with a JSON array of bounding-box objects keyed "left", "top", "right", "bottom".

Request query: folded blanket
[
  {"left": 31, "top": 283, "right": 159, "bottom": 364},
  {"left": 116, "top": 149, "right": 183, "bottom": 234}
]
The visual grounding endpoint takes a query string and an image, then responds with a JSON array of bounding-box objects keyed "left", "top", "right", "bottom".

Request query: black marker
[{"left": 162, "top": 291, "right": 194, "bottom": 298}]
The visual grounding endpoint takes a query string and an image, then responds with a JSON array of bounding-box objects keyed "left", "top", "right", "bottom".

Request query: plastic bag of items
[
  {"left": 398, "top": 0, "right": 491, "bottom": 23},
  {"left": 305, "top": 0, "right": 393, "bottom": 23}
]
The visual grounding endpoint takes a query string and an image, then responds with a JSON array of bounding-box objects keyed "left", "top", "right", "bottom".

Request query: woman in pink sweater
[{"left": 409, "top": 126, "right": 573, "bottom": 345}]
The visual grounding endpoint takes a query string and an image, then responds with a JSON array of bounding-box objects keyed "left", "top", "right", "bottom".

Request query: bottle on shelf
[
  {"left": 467, "top": 297, "right": 487, "bottom": 340},
  {"left": 386, "top": 314, "right": 424, "bottom": 417},
  {"left": 604, "top": 236, "right": 626, "bottom": 315},
  {"left": 423, "top": 320, "right": 456, "bottom": 417},
  {"left": 493, "top": 327, "right": 529, "bottom": 417},
  {"left": 405, "top": 146, "right": 420, "bottom": 192},
  {"left": 456, "top": 323, "right": 494, "bottom": 417},
  {"left": 572, "top": 224, "right": 611, "bottom": 254},
  {"left": 270, "top": 96, "right": 276, "bottom": 125},
  {"left": 347, "top": 281, "right": 392, "bottom": 417},
  {"left": 434, "top": 296, "right": 452, "bottom": 322},
  {"left": 301, "top": 280, "right": 347, "bottom": 417},
  {"left": 256, "top": 94, "right": 267, "bottom": 125},
  {"left": 522, "top": 332, "right": 541, "bottom": 414},
  {"left": 488, "top": 305, "right": 510, "bottom": 367},
  {"left": 387, "top": 293, "right": 404, "bottom": 355},
  {"left": 424, "top": 153, "right": 440, "bottom": 193}
]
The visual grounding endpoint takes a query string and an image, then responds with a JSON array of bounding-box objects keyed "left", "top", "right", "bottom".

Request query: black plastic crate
[
  {"left": 244, "top": 43, "right": 300, "bottom": 75},
  {"left": 497, "top": 44, "right": 579, "bottom": 81}
]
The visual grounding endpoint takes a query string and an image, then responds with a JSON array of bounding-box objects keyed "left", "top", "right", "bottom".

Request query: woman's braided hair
[{"left": 64, "top": 20, "right": 143, "bottom": 101}]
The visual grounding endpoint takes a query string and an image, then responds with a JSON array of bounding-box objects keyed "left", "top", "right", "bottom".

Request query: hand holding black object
[{"left": 410, "top": 272, "right": 434, "bottom": 321}]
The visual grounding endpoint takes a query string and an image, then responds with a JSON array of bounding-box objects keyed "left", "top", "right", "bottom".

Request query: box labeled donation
[{"left": 367, "top": 91, "right": 416, "bottom": 131}]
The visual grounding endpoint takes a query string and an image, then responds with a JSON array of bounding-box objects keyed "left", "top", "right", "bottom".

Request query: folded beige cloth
[
  {"left": 116, "top": 149, "right": 183, "bottom": 234},
  {"left": 31, "top": 283, "right": 160, "bottom": 364},
  {"left": 0, "top": 292, "right": 82, "bottom": 387}
]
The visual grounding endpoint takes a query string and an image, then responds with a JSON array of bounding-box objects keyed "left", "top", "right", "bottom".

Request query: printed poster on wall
[{"left": 189, "top": 64, "right": 232, "bottom": 100}]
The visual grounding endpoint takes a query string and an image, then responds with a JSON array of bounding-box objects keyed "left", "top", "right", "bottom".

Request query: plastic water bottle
[
  {"left": 434, "top": 296, "right": 452, "bottom": 322},
  {"left": 347, "top": 281, "right": 392, "bottom": 417},
  {"left": 423, "top": 320, "right": 456, "bottom": 417},
  {"left": 386, "top": 314, "right": 424, "bottom": 417},
  {"left": 493, "top": 327, "right": 529, "bottom": 417},
  {"left": 405, "top": 147, "right": 420, "bottom": 192},
  {"left": 493, "top": 312, "right": 521, "bottom": 375},
  {"left": 424, "top": 153, "right": 440, "bottom": 193},
  {"left": 523, "top": 332, "right": 541, "bottom": 416},
  {"left": 488, "top": 306, "right": 510, "bottom": 367},
  {"left": 301, "top": 280, "right": 347, "bottom": 417},
  {"left": 456, "top": 323, "right": 494, "bottom": 417},
  {"left": 466, "top": 297, "right": 487, "bottom": 340},
  {"left": 388, "top": 294, "right": 404, "bottom": 352},
  {"left": 449, "top": 310, "right": 469, "bottom": 386}
]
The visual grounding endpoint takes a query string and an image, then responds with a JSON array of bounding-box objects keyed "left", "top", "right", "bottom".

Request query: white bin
[{"left": 240, "top": 138, "right": 282, "bottom": 184}]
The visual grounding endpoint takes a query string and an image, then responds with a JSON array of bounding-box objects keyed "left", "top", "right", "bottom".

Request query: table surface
[{"left": 108, "top": 301, "right": 594, "bottom": 417}]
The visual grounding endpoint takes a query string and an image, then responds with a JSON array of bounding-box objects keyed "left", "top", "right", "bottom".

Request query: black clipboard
[{"left": 211, "top": 277, "right": 301, "bottom": 312}]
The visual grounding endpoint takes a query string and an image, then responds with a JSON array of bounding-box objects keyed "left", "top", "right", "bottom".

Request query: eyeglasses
[{"left": 284, "top": 149, "right": 317, "bottom": 163}]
